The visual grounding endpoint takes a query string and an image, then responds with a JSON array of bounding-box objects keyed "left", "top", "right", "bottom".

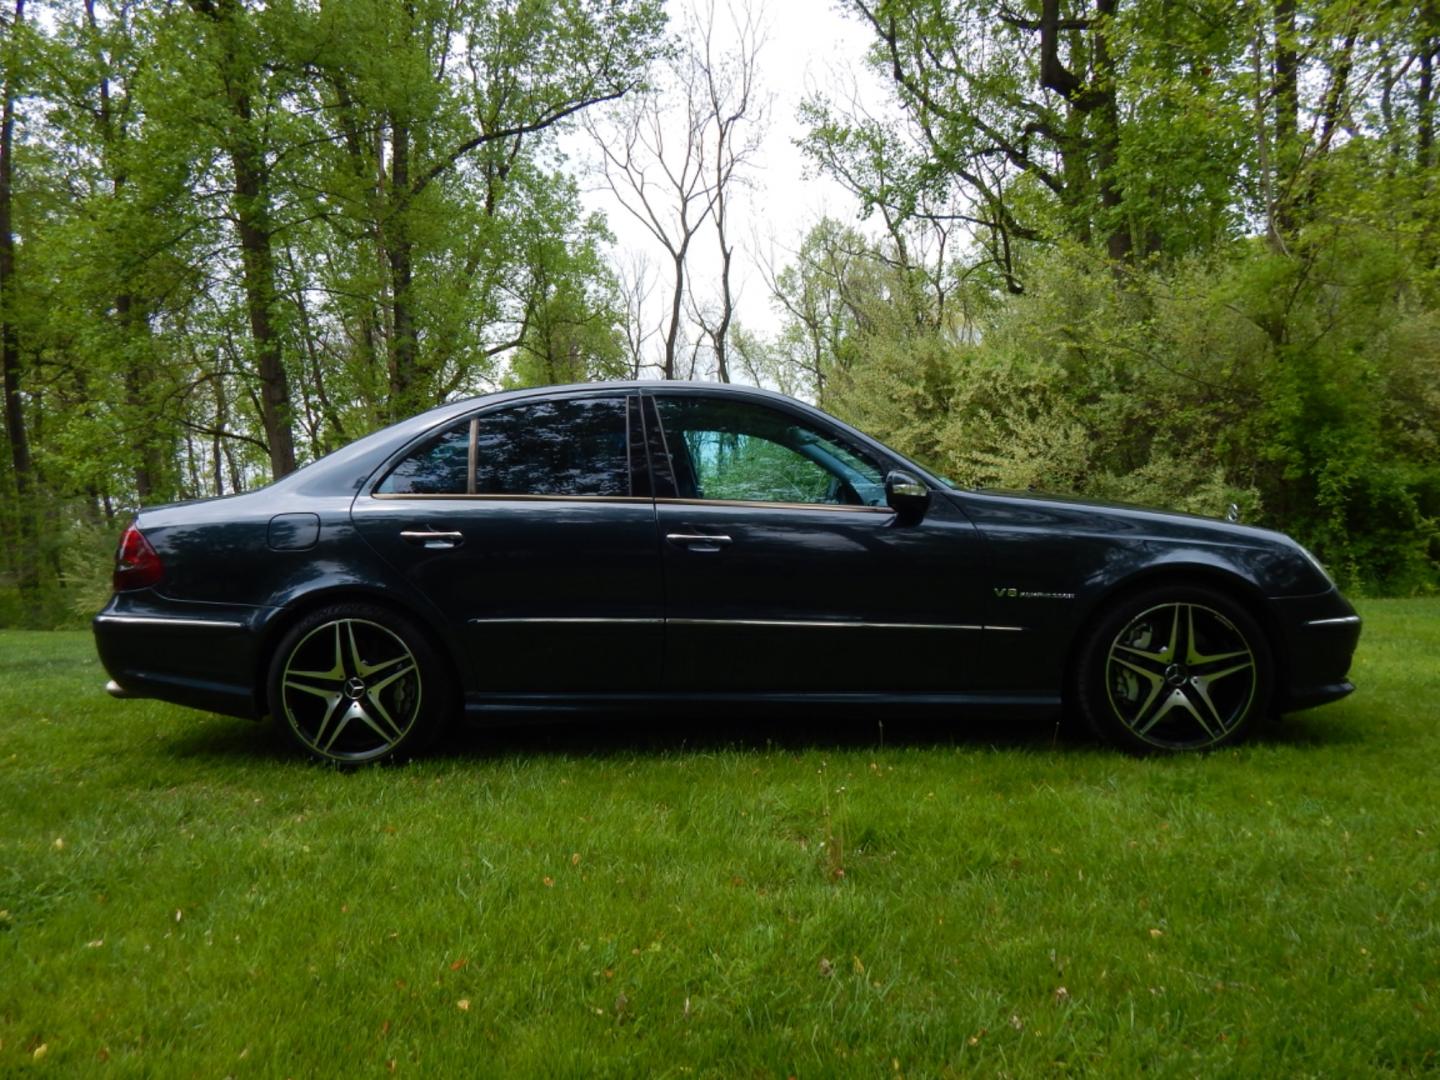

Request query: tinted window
[
  {"left": 653, "top": 396, "right": 887, "bottom": 506},
  {"left": 474, "top": 396, "right": 630, "bottom": 497},
  {"left": 376, "top": 423, "right": 471, "bottom": 495}
]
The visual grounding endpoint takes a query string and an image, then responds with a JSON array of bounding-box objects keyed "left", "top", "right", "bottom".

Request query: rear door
[{"left": 351, "top": 392, "right": 662, "bottom": 692}]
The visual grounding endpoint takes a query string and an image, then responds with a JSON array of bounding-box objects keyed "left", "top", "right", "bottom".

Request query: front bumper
[{"left": 1268, "top": 588, "right": 1362, "bottom": 712}]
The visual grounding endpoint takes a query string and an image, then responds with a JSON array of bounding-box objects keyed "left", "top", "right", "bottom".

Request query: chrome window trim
[
  {"left": 654, "top": 497, "right": 893, "bottom": 515},
  {"left": 466, "top": 417, "right": 478, "bottom": 496},
  {"left": 370, "top": 493, "right": 654, "bottom": 504},
  {"left": 95, "top": 614, "right": 246, "bottom": 631}
]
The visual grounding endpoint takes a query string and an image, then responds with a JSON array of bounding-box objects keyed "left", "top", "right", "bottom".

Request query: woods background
[{"left": 1, "top": 0, "right": 1437, "bottom": 628}]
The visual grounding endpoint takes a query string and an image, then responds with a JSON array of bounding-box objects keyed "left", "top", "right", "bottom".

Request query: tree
[
  {"left": 174, "top": 0, "right": 302, "bottom": 478},
  {"left": 0, "top": 0, "right": 40, "bottom": 622},
  {"left": 689, "top": 0, "right": 767, "bottom": 382},
  {"left": 587, "top": 0, "right": 766, "bottom": 380},
  {"left": 304, "top": 0, "right": 665, "bottom": 417}
]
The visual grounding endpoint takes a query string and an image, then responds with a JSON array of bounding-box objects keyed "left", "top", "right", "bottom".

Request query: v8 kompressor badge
[{"left": 994, "top": 587, "right": 1076, "bottom": 601}]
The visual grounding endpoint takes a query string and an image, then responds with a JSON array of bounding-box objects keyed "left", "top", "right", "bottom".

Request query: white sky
[{"left": 564, "top": 0, "right": 889, "bottom": 344}]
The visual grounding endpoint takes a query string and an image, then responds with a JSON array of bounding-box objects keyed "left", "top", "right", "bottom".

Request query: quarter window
[
  {"left": 376, "top": 423, "right": 470, "bottom": 495},
  {"left": 653, "top": 396, "right": 887, "bottom": 507}
]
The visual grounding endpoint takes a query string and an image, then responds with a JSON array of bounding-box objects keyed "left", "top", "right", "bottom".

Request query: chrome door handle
[
  {"left": 400, "top": 529, "right": 465, "bottom": 550},
  {"left": 666, "top": 533, "right": 733, "bottom": 548}
]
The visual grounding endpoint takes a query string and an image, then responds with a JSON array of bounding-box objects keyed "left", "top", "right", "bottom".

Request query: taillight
[{"left": 113, "top": 523, "right": 164, "bottom": 591}]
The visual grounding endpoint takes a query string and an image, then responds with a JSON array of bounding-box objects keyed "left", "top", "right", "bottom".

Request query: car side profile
[{"left": 94, "top": 381, "right": 1361, "bottom": 762}]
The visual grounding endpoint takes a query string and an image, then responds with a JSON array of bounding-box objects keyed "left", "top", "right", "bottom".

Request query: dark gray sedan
[{"left": 95, "top": 381, "right": 1360, "bottom": 762}]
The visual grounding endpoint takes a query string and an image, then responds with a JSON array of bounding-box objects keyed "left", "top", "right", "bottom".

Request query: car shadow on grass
[
  {"left": 436, "top": 701, "right": 1365, "bottom": 760},
  {"left": 166, "top": 716, "right": 313, "bottom": 764},
  {"left": 1249, "top": 707, "right": 1369, "bottom": 749},
  {"left": 163, "top": 703, "right": 1362, "bottom": 765},
  {"left": 441, "top": 707, "right": 1091, "bottom": 761},
  {"left": 162, "top": 707, "right": 1085, "bottom": 763}
]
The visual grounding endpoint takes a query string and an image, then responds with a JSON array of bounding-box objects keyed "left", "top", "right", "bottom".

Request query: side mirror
[{"left": 885, "top": 470, "right": 930, "bottom": 523}]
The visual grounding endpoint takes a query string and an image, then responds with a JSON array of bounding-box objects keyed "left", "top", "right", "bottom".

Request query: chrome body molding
[
  {"left": 468, "top": 616, "right": 663, "bottom": 625},
  {"left": 464, "top": 615, "right": 1026, "bottom": 632},
  {"left": 668, "top": 617, "right": 984, "bottom": 631},
  {"left": 1305, "top": 615, "right": 1362, "bottom": 627},
  {"left": 94, "top": 614, "right": 246, "bottom": 631}
]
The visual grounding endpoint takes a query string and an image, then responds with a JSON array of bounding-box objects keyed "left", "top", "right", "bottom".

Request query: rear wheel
[
  {"left": 1075, "top": 585, "right": 1272, "bottom": 754},
  {"left": 267, "top": 603, "right": 452, "bottom": 764}
]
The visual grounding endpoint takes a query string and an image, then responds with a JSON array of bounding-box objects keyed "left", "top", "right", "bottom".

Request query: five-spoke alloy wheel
[
  {"left": 1076, "top": 585, "right": 1272, "bottom": 753},
  {"left": 268, "top": 603, "right": 451, "bottom": 763}
]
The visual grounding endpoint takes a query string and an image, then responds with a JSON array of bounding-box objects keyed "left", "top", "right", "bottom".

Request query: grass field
[{"left": 1, "top": 600, "right": 1437, "bottom": 1076}]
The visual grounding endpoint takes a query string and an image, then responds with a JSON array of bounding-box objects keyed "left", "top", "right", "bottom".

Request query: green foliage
[
  {"left": 808, "top": 235, "right": 1439, "bottom": 594},
  {"left": 0, "top": 0, "right": 665, "bottom": 625},
  {"left": 502, "top": 200, "right": 632, "bottom": 389},
  {"left": 786, "top": 0, "right": 1440, "bottom": 596}
]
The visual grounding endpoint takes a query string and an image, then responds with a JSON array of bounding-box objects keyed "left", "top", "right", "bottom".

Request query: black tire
[
  {"left": 1074, "top": 584, "right": 1273, "bottom": 755},
  {"left": 266, "top": 602, "right": 454, "bottom": 764}
]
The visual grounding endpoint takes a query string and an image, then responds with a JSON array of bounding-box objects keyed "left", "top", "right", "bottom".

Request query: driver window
[{"left": 653, "top": 396, "right": 887, "bottom": 507}]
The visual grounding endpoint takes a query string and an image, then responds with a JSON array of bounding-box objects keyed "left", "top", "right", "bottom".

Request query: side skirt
[{"left": 463, "top": 690, "right": 1060, "bottom": 724}]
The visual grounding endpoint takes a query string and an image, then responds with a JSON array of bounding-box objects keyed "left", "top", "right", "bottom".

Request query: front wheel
[
  {"left": 267, "top": 603, "right": 453, "bottom": 764},
  {"left": 1074, "top": 586, "right": 1273, "bottom": 754}
]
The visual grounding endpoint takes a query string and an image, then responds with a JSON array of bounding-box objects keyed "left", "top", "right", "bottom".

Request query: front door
[
  {"left": 647, "top": 391, "right": 987, "bottom": 692},
  {"left": 351, "top": 392, "right": 661, "bottom": 692}
]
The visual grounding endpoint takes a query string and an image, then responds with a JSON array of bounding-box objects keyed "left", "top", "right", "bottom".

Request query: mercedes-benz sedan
[{"left": 95, "top": 382, "right": 1360, "bottom": 762}]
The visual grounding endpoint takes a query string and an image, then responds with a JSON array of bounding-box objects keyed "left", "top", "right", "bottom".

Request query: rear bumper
[
  {"left": 94, "top": 594, "right": 268, "bottom": 720},
  {"left": 1268, "top": 589, "right": 1362, "bottom": 713}
]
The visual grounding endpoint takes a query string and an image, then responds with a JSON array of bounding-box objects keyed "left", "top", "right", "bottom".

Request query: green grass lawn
[{"left": 2, "top": 601, "right": 1437, "bottom": 1076}]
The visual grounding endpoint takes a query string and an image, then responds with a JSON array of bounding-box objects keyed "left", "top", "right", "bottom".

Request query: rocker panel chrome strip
[
  {"left": 95, "top": 614, "right": 246, "bottom": 631},
  {"left": 466, "top": 616, "right": 1021, "bottom": 632}
]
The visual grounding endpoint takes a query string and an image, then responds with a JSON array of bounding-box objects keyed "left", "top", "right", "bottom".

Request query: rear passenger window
[
  {"left": 375, "top": 397, "right": 632, "bottom": 498},
  {"left": 474, "top": 397, "right": 629, "bottom": 497}
]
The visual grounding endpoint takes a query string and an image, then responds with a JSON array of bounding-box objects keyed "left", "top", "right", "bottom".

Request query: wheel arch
[
  {"left": 1062, "top": 563, "right": 1286, "bottom": 710},
  {"left": 253, "top": 585, "right": 466, "bottom": 718}
]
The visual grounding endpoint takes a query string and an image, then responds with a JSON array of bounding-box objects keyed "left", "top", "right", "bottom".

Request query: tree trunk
[
  {"left": 1091, "top": 0, "right": 1129, "bottom": 263},
  {"left": 1419, "top": 19, "right": 1436, "bottom": 170},
  {"left": 1419, "top": 12, "right": 1438, "bottom": 268},
  {"left": 90, "top": 0, "right": 170, "bottom": 503},
  {"left": 663, "top": 246, "right": 685, "bottom": 381},
  {"left": 230, "top": 145, "right": 297, "bottom": 478},
  {"left": 194, "top": 0, "right": 297, "bottom": 479},
  {"left": 1, "top": 0, "right": 41, "bottom": 623},
  {"left": 1273, "top": 0, "right": 1299, "bottom": 235},
  {"left": 711, "top": 193, "right": 733, "bottom": 384},
  {"left": 117, "top": 295, "right": 166, "bottom": 502},
  {"left": 386, "top": 116, "right": 419, "bottom": 415}
]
